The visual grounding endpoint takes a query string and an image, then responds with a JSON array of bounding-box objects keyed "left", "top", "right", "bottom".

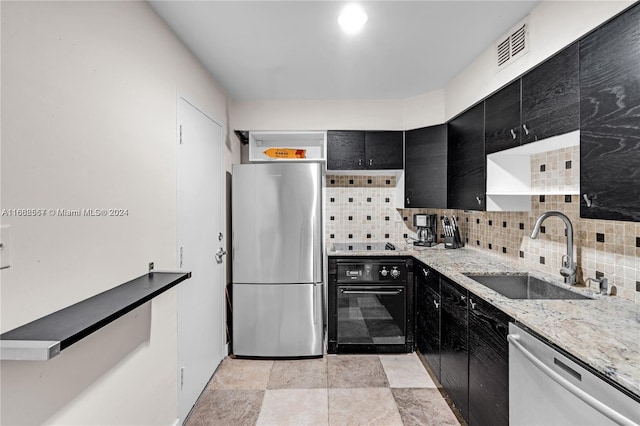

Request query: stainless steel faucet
[{"left": 531, "top": 211, "right": 576, "bottom": 285}]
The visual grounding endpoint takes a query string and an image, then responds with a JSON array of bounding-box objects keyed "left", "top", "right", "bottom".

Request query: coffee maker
[{"left": 413, "top": 214, "right": 437, "bottom": 247}]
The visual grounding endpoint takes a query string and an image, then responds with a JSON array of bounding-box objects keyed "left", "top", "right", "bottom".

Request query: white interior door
[{"left": 177, "top": 97, "right": 225, "bottom": 423}]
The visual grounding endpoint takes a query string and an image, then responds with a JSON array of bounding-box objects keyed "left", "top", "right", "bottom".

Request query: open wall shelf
[
  {"left": 249, "top": 131, "right": 327, "bottom": 162},
  {"left": 0, "top": 271, "right": 191, "bottom": 361},
  {"left": 486, "top": 131, "right": 580, "bottom": 211}
]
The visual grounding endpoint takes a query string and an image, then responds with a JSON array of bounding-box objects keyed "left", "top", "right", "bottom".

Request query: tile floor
[{"left": 185, "top": 353, "right": 461, "bottom": 426}]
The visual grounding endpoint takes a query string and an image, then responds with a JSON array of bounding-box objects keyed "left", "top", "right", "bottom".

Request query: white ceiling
[{"left": 150, "top": 1, "right": 540, "bottom": 101}]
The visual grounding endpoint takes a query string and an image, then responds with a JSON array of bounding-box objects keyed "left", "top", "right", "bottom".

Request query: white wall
[
  {"left": 401, "top": 90, "right": 446, "bottom": 130},
  {"left": 233, "top": 1, "right": 635, "bottom": 132},
  {"left": 232, "top": 98, "right": 405, "bottom": 131},
  {"left": 0, "top": 1, "right": 238, "bottom": 424},
  {"left": 444, "top": 0, "right": 634, "bottom": 120},
  {"left": 231, "top": 89, "right": 445, "bottom": 132}
]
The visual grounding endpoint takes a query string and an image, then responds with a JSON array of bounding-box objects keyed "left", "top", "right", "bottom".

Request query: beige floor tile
[
  {"left": 328, "top": 388, "right": 403, "bottom": 426},
  {"left": 256, "top": 388, "right": 329, "bottom": 426},
  {"left": 268, "top": 357, "right": 328, "bottom": 389},
  {"left": 207, "top": 357, "right": 274, "bottom": 390},
  {"left": 327, "top": 355, "right": 389, "bottom": 388},
  {"left": 190, "top": 354, "right": 462, "bottom": 426},
  {"left": 185, "top": 389, "right": 263, "bottom": 426},
  {"left": 392, "top": 388, "right": 460, "bottom": 426},
  {"left": 379, "top": 353, "right": 437, "bottom": 388}
]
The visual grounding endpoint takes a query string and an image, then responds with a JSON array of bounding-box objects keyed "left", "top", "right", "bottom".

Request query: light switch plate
[{"left": 1, "top": 224, "right": 11, "bottom": 269}]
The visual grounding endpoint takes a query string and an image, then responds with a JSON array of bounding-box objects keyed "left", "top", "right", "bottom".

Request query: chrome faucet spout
[{"left": 530, "top": 211, "right": 576, "bottom": 285}]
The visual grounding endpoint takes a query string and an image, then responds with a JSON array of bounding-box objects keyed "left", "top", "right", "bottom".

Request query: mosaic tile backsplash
[{"left": 326, "top": 148, "right": 640, "bottom": 303}]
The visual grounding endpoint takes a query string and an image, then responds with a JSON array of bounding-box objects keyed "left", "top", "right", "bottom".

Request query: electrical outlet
[{"left": 0, "top": 225, "right": 11, "bottom": 269}]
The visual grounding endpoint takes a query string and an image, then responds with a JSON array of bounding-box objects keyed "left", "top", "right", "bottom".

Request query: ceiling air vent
[
  {"left": 496, "top": 16, "right": 529, "bottom": 70},
  {"left": 497, "top": 38, "right": 511, "bottom": 67}
]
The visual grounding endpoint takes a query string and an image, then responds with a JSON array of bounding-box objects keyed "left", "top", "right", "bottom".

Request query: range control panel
[{"left": 337, "top": 262, "right": 408, "bottom": 283}]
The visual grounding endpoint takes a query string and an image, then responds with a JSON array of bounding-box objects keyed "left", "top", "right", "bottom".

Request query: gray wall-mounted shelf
[{"left": 0, "top": 271, "right": 191, "bottom": 361}]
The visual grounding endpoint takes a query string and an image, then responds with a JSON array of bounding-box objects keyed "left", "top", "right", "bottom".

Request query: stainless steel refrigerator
[{"left": 231, "top": 162, "right": 323, "bottom": 357}]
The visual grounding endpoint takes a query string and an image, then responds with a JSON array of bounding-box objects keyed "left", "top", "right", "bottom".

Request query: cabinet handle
[
  {"left": 434, "top": 300, "right": 440, "bottom": 309},
  {"left": 522, "top": 124, "right": 530, "bottom": 135},
  {"left": 422, "top": 268, "right": 429, "bottom": 278},
  {"left": 470, "top": 298, "right": 476, "bottom": 310},
  {"left": 510, "top": 129, "right": 517, "bottom": 139},
  {"left": 476, "top": 196, "right": 482, "bottom": 205},
  {"left": 460, "top": 295, "right": 467, "bottom": 302},
  {"left": 369, "top": 159, "right": 373, "bottom": 166},
  {"left": 583, "top": 193, "right": 595, "bottom": 208},
  {"left": 406, "top": 197, "right": 410, "bottom": 205},
  {"left": 358, "top": 159, "right": 363, "bottom": 166}
]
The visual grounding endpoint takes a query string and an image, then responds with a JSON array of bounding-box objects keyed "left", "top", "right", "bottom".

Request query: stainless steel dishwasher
[{"left": 508, "top": 323, "right": 640, "bottom": 426}]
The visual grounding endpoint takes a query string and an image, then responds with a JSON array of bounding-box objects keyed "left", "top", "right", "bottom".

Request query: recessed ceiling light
[{"left": 338, "top": 4, "right": 368, "bottom": 35}]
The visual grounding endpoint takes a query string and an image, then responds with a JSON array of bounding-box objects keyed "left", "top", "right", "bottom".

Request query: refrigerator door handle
[
  {"left": 312, "top": 214, "right": 321, "bottom": 282},
  {"left": 313, "top": 283, "right": 317, "bottom": 325},
  {"left": 312, "top": 215, "right": 316, "bottom": 281}
]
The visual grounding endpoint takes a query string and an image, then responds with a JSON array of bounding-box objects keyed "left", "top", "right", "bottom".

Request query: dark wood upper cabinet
[
  {"left": 580, "top": 3, "right": 640, "bottom": 222},
  {"left": 404, "top": 125, "right": 447, "bottom": 208},
  {"left": 364, "top": 131, "right": 404, "bottom": 169},
  {"left": 522, "top": 42, "right": 579, "bottom": 144},
  {"left": 327, "top": 130, "right": 402, "bottom": 170},
  {"left": 327, "top": 130, "right": 366, "bottom": 170},
  {"left": 468, "top": 295, "right": 512, "bottom": 426},
  {"left": 484, "top": 80, "right": 521, "bottom": 154},
  {"left": 485, "top": 43, "right": 579, "bottom": 155},
  {"left": 448, "top": 103, "right": 485, "bottom": 211}
]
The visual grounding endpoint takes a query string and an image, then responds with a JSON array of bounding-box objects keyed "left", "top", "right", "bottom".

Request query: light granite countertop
[{"left": 328, "top": 243, "right": 640, "bottom": 399}]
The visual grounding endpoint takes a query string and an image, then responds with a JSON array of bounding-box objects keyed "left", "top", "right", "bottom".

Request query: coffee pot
[{"left": 413, "top": 214, "right": 437, "bottom": 247}]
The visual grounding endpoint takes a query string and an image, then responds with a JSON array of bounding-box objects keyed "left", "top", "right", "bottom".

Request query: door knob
[{"left": 215, "top": 248, "right": 227, "bottom": 264}]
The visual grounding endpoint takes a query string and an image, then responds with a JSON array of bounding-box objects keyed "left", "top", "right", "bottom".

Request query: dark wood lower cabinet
[
  {"left": 440, "top": 277, "right": 469, "bottom": 419},
  {"left": 468, "top": 295, "right": 512, "bottom": 426},
  {"left": 416, "top": 265, "right": 512, "bottom": 426},
  {"left": 415, "top": 263, "right": 441, "bottom": 382}
]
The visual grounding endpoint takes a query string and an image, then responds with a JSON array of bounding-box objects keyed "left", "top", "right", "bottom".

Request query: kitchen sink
[{"left": 464, "top": 273, "right": 592, "bottom": 300}]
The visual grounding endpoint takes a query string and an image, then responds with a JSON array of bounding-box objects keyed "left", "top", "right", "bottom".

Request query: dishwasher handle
[{"left": 507, "top": 334, "right": 638, "bottom": 426}]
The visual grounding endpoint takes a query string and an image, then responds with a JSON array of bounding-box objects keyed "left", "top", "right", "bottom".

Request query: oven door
[{"left": 337, "top": 285, "right": 406, "bottom": 345}]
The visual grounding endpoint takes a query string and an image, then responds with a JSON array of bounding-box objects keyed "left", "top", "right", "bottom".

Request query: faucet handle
[
  {"left": 562, "top": 255, "right": 576, "bottom": 268},
  {"left": 600, "top": 278, "right": 609, "bottom": 294},
  {"left": 586, "top": 276, "right": 611, "bottom": 295}
]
